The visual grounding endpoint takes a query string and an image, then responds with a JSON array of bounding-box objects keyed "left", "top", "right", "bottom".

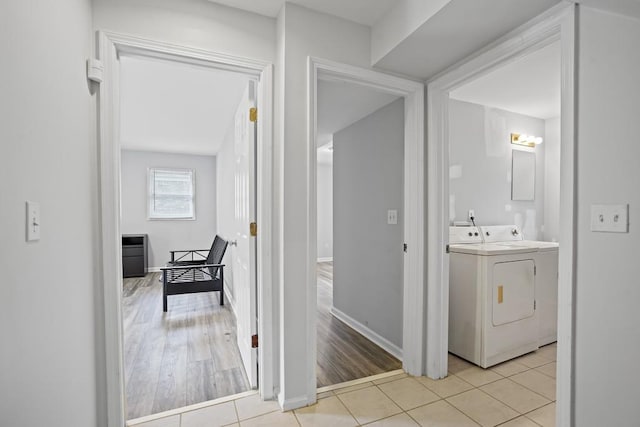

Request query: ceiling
[
  {"left": 317, "top": 79, "right": 400, "bottom": 148},
  {"left": 373, "top": 0, "right": 562, "bottom": 79},
  {"left": 119, "top": 55, "right": 251, "bottom": 156},
  {"left": 450, "top": 41, "right": 561, "bottom": 119},
  {"left": 209, "top": 0, "right": 563, "bottom": 81},
  {"left": 316, "top": 80, "right": 400, "bottom": 165},
  {"left": 119, "top": 55, "right": 398, "bottom": 159},
  {"left": 578, "top": 0, "right": 640, "bottom": 18},
  {"left": 208, "top": 0, "right": 396, "bottom": 26}
]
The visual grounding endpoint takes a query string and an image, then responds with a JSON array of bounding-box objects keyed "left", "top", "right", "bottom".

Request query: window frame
[{"left": 147, "top": 167, "right": 196, "bottom": 221}]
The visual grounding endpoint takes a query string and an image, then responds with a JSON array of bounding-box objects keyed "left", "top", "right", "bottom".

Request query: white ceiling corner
[
  {"left": 317, "top": 79, "right": 400, "bottom": 148},
  {"left": 207, "top": 0, "right": 397, "bottom": 26},
  {"left": 373, "top": 0, "right": 563, "bottom": 80},
  {"left": 119, "top": 55, "right": 251, "bottom": 156},
  {"left": 450, "top": 41, "right": 561, "bottom": 120}
]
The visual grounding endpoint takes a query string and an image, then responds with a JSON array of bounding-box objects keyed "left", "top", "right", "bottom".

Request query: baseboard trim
[
  {"left": 317, "top": 257, "right": 333, "bottom": 263},
  {"left": 278, "top": 394, "right": 311, "bottom": 411},
  {"left": 147, "top": 267, "right": 162, "bottom": 273},
  {"left": 316, "top": 369, "right": 405, "bottom": 394},
  {"left": 330, "top": 306, "right": 403, "bottom": 361},
  {"left": 224, "top": 284, "right": 236, "bottom": 317}
]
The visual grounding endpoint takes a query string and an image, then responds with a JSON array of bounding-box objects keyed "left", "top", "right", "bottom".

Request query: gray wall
[
  {"left": 449, "top": 100, "right": 547, "bottom": 240},
  {"left": 574, "top": 7, "right": 640, "bottom": 425},
  {"left": 317, "top": 162, "right": 333, "bottom": 260},
  {"left": 121, "top": 150, "right": 217, "bottom": 269},
  {"left": 0, "top": 1, "right": 99, "bottom": 426},
  {"left": 333, "top": 98, "right": 404, "bottom": 348}
]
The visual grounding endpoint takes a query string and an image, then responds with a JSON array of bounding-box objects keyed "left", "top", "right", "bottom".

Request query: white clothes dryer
[
  {"left": 481, "top": 230, "right": 559, "bottom": 346},
  {"left": 448, "top": 226, "right": 539, "bottom": 368}
]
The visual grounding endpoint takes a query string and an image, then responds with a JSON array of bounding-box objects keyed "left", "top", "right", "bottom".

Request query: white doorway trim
[
  {"left": 96, "top": 31, "right": 275, "bottom": 427},
  {"left": 307, "top": 56, "right": 425, "bottom": 401},
  {"left": 426, "top": 4, "right": 576, "bottom": 426}
]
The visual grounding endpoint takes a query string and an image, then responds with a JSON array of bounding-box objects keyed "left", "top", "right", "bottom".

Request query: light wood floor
[
  {"left": 123, "top": 273, "right": 249, "bottom": 420},
  {"left": 123, "top": 264, "right": 400, "bottom": 419},
  {"left": 316, "top": 262, "right": 402, "bottom": 387}
]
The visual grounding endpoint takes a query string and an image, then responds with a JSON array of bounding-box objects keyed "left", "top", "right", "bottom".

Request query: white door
[{"left": 233, "top": 80, "right": 258, "bottom": 388}]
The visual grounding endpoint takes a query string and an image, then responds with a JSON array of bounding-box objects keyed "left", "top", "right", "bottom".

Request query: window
[{"left": 148, "top": 168, "right": 195, "bottom": 220}]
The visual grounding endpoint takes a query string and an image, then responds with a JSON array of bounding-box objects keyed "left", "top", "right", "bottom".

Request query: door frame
[
  {"left": 307, "top": 56, "right": 425, "bottom": 399},
  {"left": 96, "top": 31, "right": 274, "bottom": 427},
  {"left": 426, "top": 3, "right": 576, "bottom": 426}
]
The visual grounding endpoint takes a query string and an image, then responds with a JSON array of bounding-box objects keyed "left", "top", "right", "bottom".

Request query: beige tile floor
[{"left": 128, "top": 343, "right": 557, "bottom": 427}]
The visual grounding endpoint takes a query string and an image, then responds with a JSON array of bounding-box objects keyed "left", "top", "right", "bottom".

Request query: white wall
[
  {"left": 543, "top": 117, "right": 560, "bottom": 242},
  {"left": 121, "top": 150, "right": 217, "bottom": 269},
  {"left": 277, "top": 3, "right": 372, "bottom": 406},
  {"left": 574, "top": 7, "right": 640, "bottom": 426},
  {"left": 317, "top": 163, "right": 333, "bottom": 260},
  {"left": 93, "top": 0, "right": 276, "bottom": 64},
  {"left": 449, "top": 100, "right": 546, "bottom": 240},
  {"left": 333, "top": 98, "right": 404, "bottom": 348},
  {"left": 0, "top": 1, "right": 99, "bottom": 426},
  {"left": 216, "top": 121, "right": 237, "bottom": 304}
]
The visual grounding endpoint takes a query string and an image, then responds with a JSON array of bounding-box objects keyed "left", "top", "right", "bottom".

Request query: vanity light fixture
[{"left": 511, "top": 133, "right": 543, "bottom": 148}]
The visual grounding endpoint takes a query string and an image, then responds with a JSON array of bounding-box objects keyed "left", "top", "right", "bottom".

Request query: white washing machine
[
  {"left": 448, "top": 226, "right": 539, "bottom": 368},
  {"left": 481, "top": 228, "right": 559, "bottom": 346}
]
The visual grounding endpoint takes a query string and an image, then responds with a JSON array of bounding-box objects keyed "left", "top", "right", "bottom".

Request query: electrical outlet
[
  {"left": 590, "top": 204, "right": 629, "bottom": 233},
  {"left": 468, "top": 209, "right": 475, "bottom": 221}
]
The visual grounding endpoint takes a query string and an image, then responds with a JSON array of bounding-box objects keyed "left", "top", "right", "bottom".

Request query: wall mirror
[{"left": 512, "top": 150, "right": 535, "bottom": 201}]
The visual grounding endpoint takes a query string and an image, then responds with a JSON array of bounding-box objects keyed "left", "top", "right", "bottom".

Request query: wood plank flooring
[
  {"left": 316, "top": 262, "right": 402, "bottom": 387},
  {"left": 123, "top": 264, "right": 401, "bottom": 419},
  {"left": 122, "top": 273, "right": 249, "bottom": 420}
]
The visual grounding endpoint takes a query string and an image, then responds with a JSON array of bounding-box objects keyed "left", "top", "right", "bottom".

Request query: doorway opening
[
  {"left": 315, "top": 79, "right": 404, "bottom": 387},
  {"left": 446, "top": 38, "right": 561, "bottom": 420},
  {"left": 97, "top": 32, "right": 274, "bottom": 426},
  {"left": 307, "top": 57, "right": 425, "bottom": 399},
  {"left": 426, "top": 5, "right": 575, "bottom": 425},
  {"left": 117, "top": 54, "right": 259, "bottom": 420}
]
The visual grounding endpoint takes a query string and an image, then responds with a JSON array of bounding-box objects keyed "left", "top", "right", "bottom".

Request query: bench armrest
[{"left": 161, "top": 263, "right": 225, "bottom": 271}]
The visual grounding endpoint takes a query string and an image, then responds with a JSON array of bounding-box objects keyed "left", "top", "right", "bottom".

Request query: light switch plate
[
  {"left": 387, "top": 209, "right": 398, "bottom": 225},
  {"left": 26, "top": 201, "right": 41, "bottom": 241},
  {"left": 590, "top": 204, "right": 628, "bottom": 233}
]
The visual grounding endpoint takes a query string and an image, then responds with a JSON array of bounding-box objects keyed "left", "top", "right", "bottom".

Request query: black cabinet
[{"left": 122, "top": 234, "right": 148, "bottom": 278}]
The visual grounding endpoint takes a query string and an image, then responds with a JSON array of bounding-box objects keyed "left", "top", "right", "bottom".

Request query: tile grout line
[
  {"left": 333, "top": 389, "right": 367, "bottom": 426},
  {"left": 471, "top": 387, "right": 535, "bottom": 425},
  {"left": 140, "top": 353, "right": 556, "bottom": 427},
  {"left": 522, "top": 401, "right": 556, "bottom": 426},
  {"left": 453, "top": 369, "right": 556, "bottom": 417},
  {"left": 290, "top": 408, "right": 302, "bottom": 427},
  {"left": 453, "top": 362, "right": 556, "bottom": 403},
  {"left": 232, "top": 399, "right": 240, "bottom": 426}
]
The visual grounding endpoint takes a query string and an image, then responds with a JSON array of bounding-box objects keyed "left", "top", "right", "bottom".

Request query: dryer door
[{"left": 492, "top": 259, "right": 535, "bottom": 326}]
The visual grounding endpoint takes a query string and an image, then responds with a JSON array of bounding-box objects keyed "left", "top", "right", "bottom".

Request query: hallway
[{"left": 316, "top": 262, "right": 402, "bottom": 387}]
